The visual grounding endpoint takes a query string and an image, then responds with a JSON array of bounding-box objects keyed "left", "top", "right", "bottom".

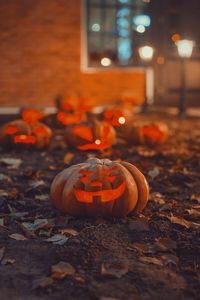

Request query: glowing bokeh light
[
  {"left": 171, "top": 33, "right": 181, "bottom": 43},
  {"left": 139, "top": 46, "right": 154, "bottom": 61},
  {"left": 118, "top": 117, "right": 126, "bottom": 124},
  {"left": 133, "top": 15, "right": 151, "bottom": 27},
  {"left": 92, "top": 23, "right": 101, "bottom": 32},
  {"left": 95, "top": 139, "right": 101, "bottom": 145},
  {"left": 136, "top": 25, "right": 146, "bottom": 33},
  {"left": 157, "top": 56, "right": 165, "bottom": 65},
  {"left": 176, "top": 40, "right": 194, "bottom": 58},
  {"left": 101, "top": 57, "right": 112, "bottom": 66}
]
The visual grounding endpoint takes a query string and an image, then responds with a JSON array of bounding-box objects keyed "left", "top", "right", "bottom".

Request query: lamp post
[
  {"left": 138, "top": 46, "right": 154, "bottom": 112},
  {"left": 176, "top": 39, "right": 194, "bottom": 117}
]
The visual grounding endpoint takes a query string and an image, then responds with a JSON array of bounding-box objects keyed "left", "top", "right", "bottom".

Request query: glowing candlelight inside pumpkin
[
  {"left": 95, "top": 139, "right": 101, "bottom": 145},
  {"left": 118, "top": 117, "right": 126, "bottom": 124},
  {"left": 14, "top": 135, "right": 36, "bottom": 144}
]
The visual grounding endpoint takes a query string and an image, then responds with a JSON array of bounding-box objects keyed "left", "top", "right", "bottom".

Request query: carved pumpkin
[
  {"left": 0, "top": 120, "right": 52, "bottom": 149},
  {"left": 21, "top": 108, "right": 43, "bottom": 124},
  {"left": 121, "top": 121, "right": 169, "bottom": 146},
  {"left": 50, "top": 157, "right": 149, "bottom": 217},
  {"left": 56, "top": 95, "right": 93, "bottom": 126},
  {"left": 65, "top": 119, "right": 116, "bottom": 151}
]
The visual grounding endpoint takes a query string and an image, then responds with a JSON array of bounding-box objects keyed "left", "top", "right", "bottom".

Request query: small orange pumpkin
[
  {"left": 121, "top": 121, "right": 169, "bottom": 146},
  {"left": 50, "top": 157, "right": 149, "bottom": 217},
  {"left": 65, "top": 119, "right": 116, "bottom": 151},
  {"left": 0, "top": 120, "right": 52, "bottom": 150}
]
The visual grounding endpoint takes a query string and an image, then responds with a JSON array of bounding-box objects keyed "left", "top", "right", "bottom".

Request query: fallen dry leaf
[
  {"left": 0, "top": 189, "right": 9, "bottom": 198},
  {"left": 0, "top": 218, "right": 4, "bottom": 226},
  {"left": 22, "top": 219, "right": 48, "bottom": 232},
  {"left": 190, "top": 194, "right": 200, "bottom": 203},
  {"left": 9, "top": 233, "right": 27, "bottom": 241},
  {"left": 137, "top": 147, "right": 157, "bottom": 157},
  {"left": 139, "top": 256, "right": 163, "bottom": 266},
  {"left": 60, "top": 228, "right": 79, "bottom": 236},
  {"left": 35, "top": 194, "right": 49, "bottom": 201},
  {"left": 63, "top": 152, "right": 74, "bottom": 164},
  {"left": 101, "top": 261, "right": 129, "bottom": 279},
  {"left": 149, "top": 192, "right": 165, "bottom": 205},
  {"left": 51, "top": 261, "right": 75, "bottom": 279},
  {"left": 29, "top": 180, "right": 46, "bottom": 189},
  {"left": 169, "top": 215, "right": 191, "bottom": 228},
  {"left": 161, "top": 254, "right": 179, "bottom": 267},
  {"left": 32, "top": 277, "right": 54, "bottom": 289},
  {"left": 129, "top": 242, "right": 152, "bottom": 254},
  {"left": 0, "top": 158, "right": 22, "bottom": 169},
  {"left": 154, "top": 238, "right": 177, "bottom": 252},
  {"left": 148, "top": 167, "right": 160, "bottom": 179},
  {"left": 0, "top": 246, "right": 5, "bottom": 261},
  {"left": 9, "top": 212, "right": 29, "bottom": 219},
  {"left": 186, "top": 208, "right": 200, "bottom": 218},
  {"left": 45, "top": 234, "right": 68, "bottom": 245},
  {"left": 0, "top": 174, "right": 12, "bottom": 182},
  {"left": 1, "top": 258, "right": 15, "bottom": 265}
]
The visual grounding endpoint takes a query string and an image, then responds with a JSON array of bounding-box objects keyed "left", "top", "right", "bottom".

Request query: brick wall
[{"left": 0, "top": 0, "right": 145, "bottom": 107}]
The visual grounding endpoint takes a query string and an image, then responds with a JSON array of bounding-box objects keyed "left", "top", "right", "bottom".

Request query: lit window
[{"left": 84, "top": 0, "right": 151, "bottom": 68}]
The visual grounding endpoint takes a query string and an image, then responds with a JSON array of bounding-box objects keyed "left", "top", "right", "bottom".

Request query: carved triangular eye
[
  {"left": 73, "top": 125, "right": 93, "bottom": 142},
  {"left": 79, "top": 169, "right": 94, "bottom": 184},
  {"left": 5, "top": 125, "right": 18, "bottom": 135}
]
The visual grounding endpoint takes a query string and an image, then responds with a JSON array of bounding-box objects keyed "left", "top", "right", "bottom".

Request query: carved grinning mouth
[
  {"left": 74, "top": 181, "right": 126, "bottom": 203},
  {"left": 14, "top": 135, "right": 36, "bottom": 144},
  {"left": 77, "top": 142, "right": 110, "bottom": 150}
]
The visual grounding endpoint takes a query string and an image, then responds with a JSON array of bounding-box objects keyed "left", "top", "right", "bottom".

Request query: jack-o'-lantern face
[
  {"left": 3, "top": 121, "right": 51, "bottom": 148},
  {"left": 57, "top": 111, "right": 84, "bottom": 125},
  {"left": 74, "top": 167, "right": 126, "bottom": 203},
  {"left": 22, "top": 108, "right": 42, "bottom": 124},
  {"left": 5, "top": 123, "right": 36, "bottom": 145},
  {"left": 104, "top": 109, "right": 126, "bottom": 127},
  {"left": 72, "top": 124, "right": 112, "bottom": 150}
]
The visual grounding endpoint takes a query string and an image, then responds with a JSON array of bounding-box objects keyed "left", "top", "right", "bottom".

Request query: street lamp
[
  {"left": 176, "top": 39, "right": 194, "bottom": 116},
  {"left": 138, "top": 46, "right": 154, "bottom": 111}
]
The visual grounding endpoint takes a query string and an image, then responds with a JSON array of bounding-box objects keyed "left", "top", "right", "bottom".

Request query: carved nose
[{"left": 90, "top": 181, "right": 102, "bottom": 187}]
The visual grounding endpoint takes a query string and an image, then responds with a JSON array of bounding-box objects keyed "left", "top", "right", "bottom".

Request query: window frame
[{"left": 81, "top": 0, "right": 146, "bottom": 73}]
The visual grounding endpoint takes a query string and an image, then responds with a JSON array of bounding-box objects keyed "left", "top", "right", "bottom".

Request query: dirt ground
[{"left": 0, "top": 113, "right": 200, "bottom": 300}]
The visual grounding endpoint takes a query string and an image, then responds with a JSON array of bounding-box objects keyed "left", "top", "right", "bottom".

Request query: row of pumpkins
[
  {"left": 0, "top": 97, "right": 169, "bottom": 218},
  {"left": 0, "top": 96, "right": 169, "bottom": 151}
]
